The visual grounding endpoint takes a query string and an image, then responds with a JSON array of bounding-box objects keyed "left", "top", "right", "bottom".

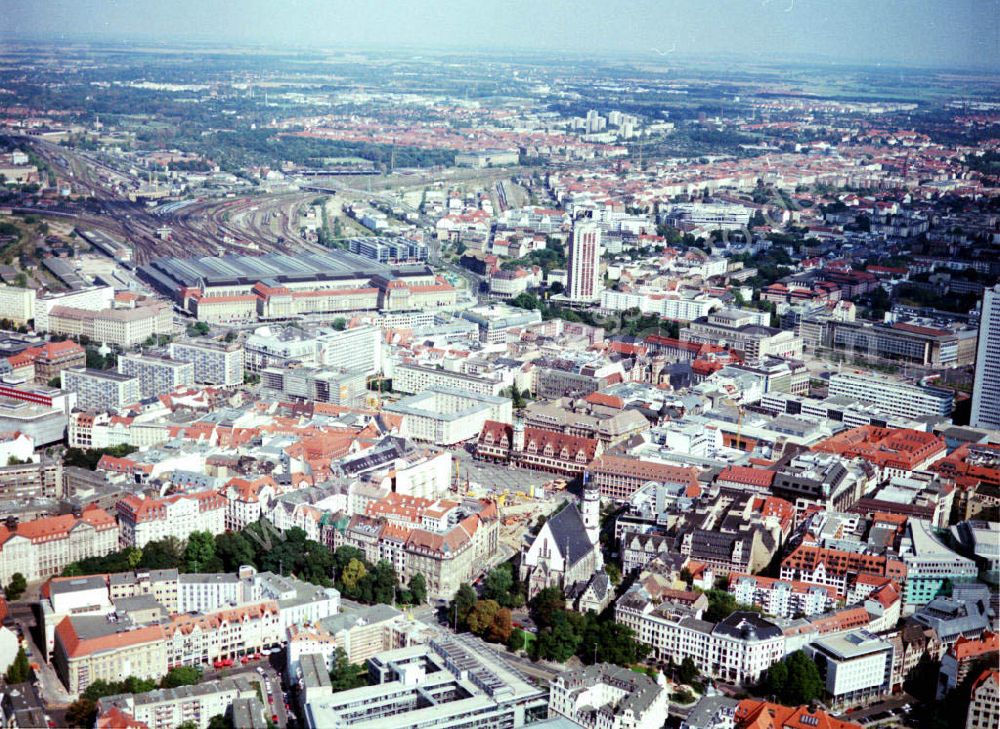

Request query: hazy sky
[{"left": 4, "top": 0, "right": 999, "bottom": 69}]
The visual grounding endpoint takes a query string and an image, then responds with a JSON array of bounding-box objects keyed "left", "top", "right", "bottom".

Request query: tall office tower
[
  {"left": 972, "top": 284, "right": 1000, "bottom": 429},
  {"left": 567, "top": 223, "right": 602, "bottom": 302}
]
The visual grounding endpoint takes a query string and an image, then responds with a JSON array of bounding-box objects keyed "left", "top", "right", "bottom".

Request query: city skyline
[{"left": 3, "top": 0, "right": 999, "bottom": 70}]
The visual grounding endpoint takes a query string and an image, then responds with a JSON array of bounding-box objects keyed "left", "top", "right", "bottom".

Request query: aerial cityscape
[{"left": 0, "top": 1, "right": 997, "bottom": 728}]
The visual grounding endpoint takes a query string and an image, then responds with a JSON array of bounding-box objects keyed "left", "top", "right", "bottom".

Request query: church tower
[
  {"left": 581, "top": 473, "right": 600, "bottom": 547},
  {"left": 512, "top": 415, "right": 525, "bottom": 452}
]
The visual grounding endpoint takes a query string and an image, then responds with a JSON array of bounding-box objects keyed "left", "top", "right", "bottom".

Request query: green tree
[
  {"left": 529, "top": 586, "right": 565, "bottom": 630},
  {"left": 781, "top": 651, "right": 824, "bottom": 705},
  {"left": 764, "top": 659, "right": 788, "bottom": 698},
  {"left": 677, "top": 656, "right": 699, "bottom": 685},
  {"left": 533, "top": 611, "right": 580, "bottom": 662},
  {"left": 139, "top": 536, "right": 184, "bottom": 569},
  {"left": 366, "top": 559, "right": 398, "bottom": 604},
  {"left": 408, "top": 573, "right": 427, "bottom": 605},
  {"left": 161, "top": 665, "right": 203, "bottom": 688},
  {"left": 175, "top": 722, "right": 199, "bottom": 729},
  {"left": 183, "top": 531, "right": 216, "bottom": 573},
  {"left": 4, "top": 572, "right": 26, "bottom": 600},
  {"left": 452, "top": 583, "right": 477, "bottom": 630},
  {"left": 510, "top": 292, "right": 540, "bottom": 311},
  {"left": 4, "top": 646, "right": 31, "bottom": 683},
  {"left": 482, "top": 564, "right": 514, "bottom": 607},
  {"left": 66, "top": 698, "right": 97, "bottom": 728},
  {"left": 215, "top": 532, "right": 256, "bottom": 572},
  {"left": 329, "top": 647, "right": 368, "bottom": 690},
  {"left": 207, "top": 716, "right": 229, "bottom": 729},
  {"left": 703, "top": 589, "right": 739, "bottom": 622},
  {"left": 331, "top": 317, "right": 347, "bottom": 331}
]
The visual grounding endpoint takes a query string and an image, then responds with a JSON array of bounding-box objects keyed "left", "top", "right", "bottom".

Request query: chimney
[{"left": 4, "top": 516, "right": 17, "bottom": 531}]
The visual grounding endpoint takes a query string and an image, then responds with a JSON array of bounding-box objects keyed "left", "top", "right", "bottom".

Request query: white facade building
[
  {"left": 117, "top": 353, "right": 194, "bottom": 399},
  {"left": 168, "top": 339, "right": 245, "bottom": 387},
  {"left": 61, "top": 367, "right": 141, "bottom": 413},
  {"left": 567, "top": 223, "right": 602, "bottom": 302},
  {"left": 971, "top": 284, "right": 1000, "bottom": 429},
  {"left": 116, "top": 490, "right": 227, "bottom": 548},
  {"left": 807, "top": 631, "right": 894, "bottom": 708},
  {"left": 33, "top": 285, "right": 114, "bottom": 332},
  {"left": 0, "top": 285, "right": 36, "bottom": 325},
  {"left": 828, "top": 372, "right": 954, "bottom": 420}
]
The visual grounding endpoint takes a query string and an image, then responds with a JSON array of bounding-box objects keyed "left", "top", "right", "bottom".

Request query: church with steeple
[{"left": 519, "top": 475, "right": 611, "bottom": 613}]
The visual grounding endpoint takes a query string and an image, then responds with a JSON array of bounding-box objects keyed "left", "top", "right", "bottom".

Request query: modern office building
[
  {"left": 347, "top": 237, "right": 428, "bottom": 264},
  {"left": 316, "top": 325, "right": 383, "bottom": 376},
  {"left": 260, "top": 366, "right": 368, "bottom": 407},
  {"left": 683, "top": 309, "right": 803, "bottom": 364},
  {"left": 61, "top": 367, "right": 141, "bottom": 412},
  {"left": 117, "top": 353, "right": 195, "bottom": 399},
  {"left": 303, "top": 635, "right": 548, "bottom": 729},
  {"left": 385, "top": 386, "right": 512, "bottom": 446},
  {"left": 807, "top": 630, "right": 894, "bottom": 708},
  {"left": 898, "top": 518, "right": 978, "bottom": 606},
  {"left": 971, "top": 285, "right": 1000, "bottom": 429},
  {"left": 828, "top": 372, "right": 954, "bottom": 420},
  {"left": 460, "top": 304, "right": 543, "bottom": 344},
  {"left": 817, "top": 319, "right": 975, "bottom": 368},
  {"left": 567, "top": 223, "right": 601, "bottom": 302},
  {"left": 169, "top": 338, "right": 245, "bottom": 386}
]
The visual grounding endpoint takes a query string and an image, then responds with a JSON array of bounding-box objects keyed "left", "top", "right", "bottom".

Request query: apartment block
[
  {"left": 117, "top": 490, "right": 227, "bottom": 548},
  {"left": 97, "top": 673, "right": 266, "bottom": 729},
  {"left": 728, "top": 573, "right": 838, "bottom": 618},
  {"left": 392, "top": 362, "right": 506, "bottom": 397},
  {"left": 966, "top": 669, "right": 1000, "bottom": 729},
  {"left": 0, "top": 457, "right": 63, "bottom": 500},
  {"left": 167, "top": 338, "right": 245, "bottom": 387},
  {"left": 0, "top": 284, "right": 36, "bottom": 325},
  {"left": 334, "top": 499, "right": 500, "bottom": 600},
  {"left": 61, "top": 367, "right": 141, "bottom": 413},
  {"left": 117, "top": 353, "right": 195, "bottom": 399}
]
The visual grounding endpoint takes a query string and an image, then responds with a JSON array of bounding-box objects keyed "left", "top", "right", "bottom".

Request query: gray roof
[
  {"left": 545, "top": 503, "right": 595, "bottom": 569},
  {"left": 50, "top": 575, "right": 106, "bottom": 595},
  {"left": 683, "top": 696, "right": 740, "bottom": 729},
  {"left": 712, "top": 612, "right": 783, "bottom": 642}
]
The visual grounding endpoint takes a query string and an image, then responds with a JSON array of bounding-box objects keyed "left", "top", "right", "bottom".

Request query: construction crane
[{"left": 721, "top": 396, "right": 748, "bottom": 453}]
